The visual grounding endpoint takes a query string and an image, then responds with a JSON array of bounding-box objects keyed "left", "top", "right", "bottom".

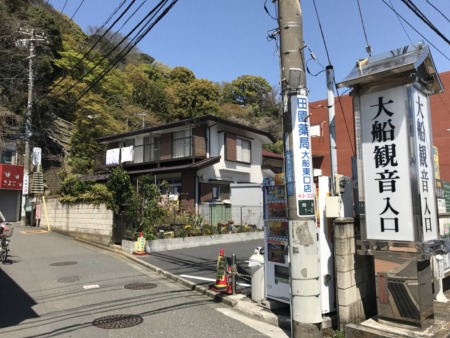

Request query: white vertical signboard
[
  {"left": 411, "top": 88, "right": 438, "bottom": 242},
  {"left": 291, "top": 95, "right": 315, "bottom": 217},
  {"left": 361, "top": 86, "right": 415, "bottom": 241}
]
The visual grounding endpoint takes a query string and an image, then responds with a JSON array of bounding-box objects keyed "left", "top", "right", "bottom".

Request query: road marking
[
  {"left": 216, "top": 308, "right": 289, "bottom": 337},
  {"left": 180, "top": 274, "right": 251, "bottom": 287},
  {"left": 83, "top": 284, "right": 100, "bottom": 289}
]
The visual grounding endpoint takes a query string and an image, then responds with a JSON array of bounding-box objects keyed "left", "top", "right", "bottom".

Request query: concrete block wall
[
  {"left": 41, "top": 197, "right": 113, "bottom": 245},
  {"left": 334, "top": 217, "right": 377, "bottom": 330}
]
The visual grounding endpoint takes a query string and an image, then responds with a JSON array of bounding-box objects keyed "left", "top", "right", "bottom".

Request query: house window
[
  {"left": 173, "top": 130, "right": 192, "bottom": 159},
  {"left": 1, "top": 151, "right": 14, "bottom": 164},
  {"left": 237, "top": 138, "right": 251, "bottom": 163},
  {"left": 212, "top": 184, "right": 230, "bottom": 200},
  {"left": 144, "top": 136, "right": 160, "bottom": 162},
  {"left": 157, "top": 178, "right": 182, "bottom": 194},
  {"left": 225, "top": 133, "right": 251, "bottom": 164}
]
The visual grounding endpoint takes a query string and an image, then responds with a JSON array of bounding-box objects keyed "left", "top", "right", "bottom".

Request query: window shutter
[{"left": 225, "top": 133, "right": 237, "bottom": 161}]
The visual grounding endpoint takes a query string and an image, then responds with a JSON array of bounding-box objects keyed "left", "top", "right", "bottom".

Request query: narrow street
[{"left": 0, "top": 224, "right": 288, "bottom": 338}]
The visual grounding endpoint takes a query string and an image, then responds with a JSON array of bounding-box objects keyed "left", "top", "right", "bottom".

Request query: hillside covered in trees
[{"left": 0, "top": 0, "right": 282, "bottom": 190}]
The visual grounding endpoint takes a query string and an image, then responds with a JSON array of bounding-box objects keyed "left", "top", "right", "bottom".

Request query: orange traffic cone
[{"left": 214, "top": 248, "right": 227, "bottom": 290}]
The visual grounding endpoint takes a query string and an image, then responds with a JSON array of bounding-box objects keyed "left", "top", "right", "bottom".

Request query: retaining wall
[{"left": 41, "top": 197, "right": 113, "bottom": 245}]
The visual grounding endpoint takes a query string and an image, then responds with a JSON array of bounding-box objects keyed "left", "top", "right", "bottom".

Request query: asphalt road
[
  {"left": 138, "top": 239, "right": 264, "bottom": 292},
  {"left": 0, "top": 224, "right": 286, "bottom": 338}
]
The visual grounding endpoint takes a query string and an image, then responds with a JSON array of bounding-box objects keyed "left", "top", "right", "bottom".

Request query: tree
[
  {"left": 188, "top": 79, "right": 219, "bottom": 117},
  {"left": 169, "top": 66, "right": 195, "bottom": 84},
  {"left": 222, "top": 75, "right": 272, "bottom": 116},
  {"left": 106, "top": 167, "right": 134, "bottom": 215}
]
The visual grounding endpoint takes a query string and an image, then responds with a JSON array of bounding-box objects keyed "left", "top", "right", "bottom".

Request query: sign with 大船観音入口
[{"left": 360, "top": 85, "right": 438, "bottom": 242}]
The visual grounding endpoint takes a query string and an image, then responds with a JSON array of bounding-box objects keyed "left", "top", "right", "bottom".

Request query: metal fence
[{"left": 198, "top": 204, "right": 264, "bottom": 229}]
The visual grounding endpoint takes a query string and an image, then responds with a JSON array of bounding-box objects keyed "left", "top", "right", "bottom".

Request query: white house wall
[{"left": 204, "top": 123, "right": 265, "bottom": 184}]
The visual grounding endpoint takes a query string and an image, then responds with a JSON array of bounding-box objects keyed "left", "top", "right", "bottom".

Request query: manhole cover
[
  {"left": 92, "top": 314, "right": 143, "bottom": 329},
  {"left": 124, "top": 282, "right": 157, "bottom": 290},
  {"left": 58, "top": 276, "right": 80, "bottom": 283},
  {"left": 50, "top": 261, "right": 78, "bottom": 266}
]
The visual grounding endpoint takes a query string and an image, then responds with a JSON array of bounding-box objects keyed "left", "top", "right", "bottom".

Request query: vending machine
[
  {"left": 263, "top": 175, "right": 290, "bottom": 304},
  {"left": 263, "top": 175, "right": 346, "bottom": 314}
]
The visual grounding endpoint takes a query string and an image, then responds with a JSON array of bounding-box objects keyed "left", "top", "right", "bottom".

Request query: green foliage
[
  {"left": 222, "top": 75, "right": 273, "bottom": 115},
  {"left": 133, "top": 175, "right": 170, "bottom": 238},
  {"left": 0, "top": 2, "right": 282, "bottom": 180},
  {"left": 58, "top": 173, "right": 112, "bottom": 206},
  {"left": 169, "top": 66, "right": 195, "bottom": 84},
  {"left": 106, "top": 167, "right": 134, "bottom": 215}
]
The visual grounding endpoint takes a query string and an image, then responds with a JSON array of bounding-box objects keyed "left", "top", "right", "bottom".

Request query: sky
[{"left": 48, "top": 0, "right": 450, "bottom": 102}]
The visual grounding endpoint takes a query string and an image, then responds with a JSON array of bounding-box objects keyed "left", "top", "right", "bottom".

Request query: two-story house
[{"left": 95, "top": 115, "right": 276, "bottom": 217}]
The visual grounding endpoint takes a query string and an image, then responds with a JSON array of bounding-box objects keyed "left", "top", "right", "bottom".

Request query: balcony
[{"left": 94, "top": 135, "right": 207, "bottom": 171}]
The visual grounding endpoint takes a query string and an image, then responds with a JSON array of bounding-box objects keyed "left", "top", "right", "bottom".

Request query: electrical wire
[
  {"left": 59, "top": 0, "right": 69, "bottom": 16},
  {"left": 400, "top": 0, "right": 450, "bottom": 46},
  {"left": 389, "top": 0, "right": 413, "bottom": 45},
  {"left": 51, "top": 0, "right": 139, "bottom": 96},
  {"left": 381, "top": 0, "right": 450, "bottom": 62},
  {"left": 67, "top": 0, "right": 180, "bottom": 107},
  {"left": 426, "top": 0, "right": 450, "bottom": 25},
  {"left": 264, "top": 0, "right": 277, "bottom": 21},
  {"left": 53, "top": 0, "right": 167, "bottom": 101},
  {"left": 50, "top": 0, "right": 129, "bottom": 91},
  {"left": 69, "top": 0, "right": 85, "bottom": 21},
  {"left": 310, "top": 0, "right": 354, "bottom": 155},
  {"left": 311, "top": 0, "right": 331, "bottom": 65},
  {"left": 356, "top": 0, "right": 372, "bottom": 56}
]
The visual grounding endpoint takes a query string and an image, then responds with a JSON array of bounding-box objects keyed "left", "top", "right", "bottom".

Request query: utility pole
[
  {"left": 277, "top": 1, "right": 322, "bottom": 337},
  {"left": 326, "top": 65, "right": 338, "bottom": 195},
  {"left": 16, "top": 29, "right": 47, "bottom": 224}
]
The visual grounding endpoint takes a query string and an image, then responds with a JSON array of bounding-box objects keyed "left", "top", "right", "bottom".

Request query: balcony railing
[{"left": 94, "top": 136, "right": 204, "bottom": 169}]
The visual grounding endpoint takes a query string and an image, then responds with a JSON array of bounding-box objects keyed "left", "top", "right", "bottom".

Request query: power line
[
  {"left": 400, "top": 0, "right": 450, "bottom": 46},
  {"left": 356, "top": 0, "right": 372, "bottom": 56},
  {"left": 66, "top": 0, "right": 180, "bottom": 108},
  {"left": 389, "top": 0, "right": 413, "bottom": 45},
  {"left": 51, "top": 0, "right": 138, "bottom": 94},
  {"left": 69, "top": 0, "right": 85, "bottom": 21},
  {"left": 311, "top": 0, "right": 331, "bottom": 65},
  {"left": 381, "top": 0, "right": 450, "bottom": 62},
  {"left": 426, "top": 0, "right": 450, "bottom": 25},
  {"left": 52, "top": 0, "right": 166, "bottom": 101}
]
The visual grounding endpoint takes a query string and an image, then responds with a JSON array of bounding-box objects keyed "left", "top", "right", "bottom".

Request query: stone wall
[
  {"left": 40, "top": 197, "right": 113, "bottom": 245},
  {"left": 334, "top": 217, "right": 377, "bottom": 330}
]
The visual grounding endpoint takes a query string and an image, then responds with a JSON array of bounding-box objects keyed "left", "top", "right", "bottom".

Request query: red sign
[{"left": 0, "top": 164, "right": 24, "bottom": 190}]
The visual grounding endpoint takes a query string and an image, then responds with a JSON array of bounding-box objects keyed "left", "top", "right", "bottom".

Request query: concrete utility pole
[
  {"left": 16, "top": 29, "right": 47, "bottom": 222},
  {"left": 277, "top": 1, "right": 322, "bottom": 337},
  {"left": 326, "top": 65, "right": 338, "bottom": 195}
]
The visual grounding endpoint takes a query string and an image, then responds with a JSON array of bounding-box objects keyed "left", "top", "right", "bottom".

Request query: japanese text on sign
[{"left": 291, "top": 95, "right": 315, "bottom": 217}]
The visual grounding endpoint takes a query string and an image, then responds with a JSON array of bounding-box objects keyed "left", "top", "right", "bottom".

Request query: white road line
[
  {"left": 179, "top": 274, "right": 251, "bottom": 287},
  {"left": 83, "top": 284, "right": 100, "bottom": 289}
]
